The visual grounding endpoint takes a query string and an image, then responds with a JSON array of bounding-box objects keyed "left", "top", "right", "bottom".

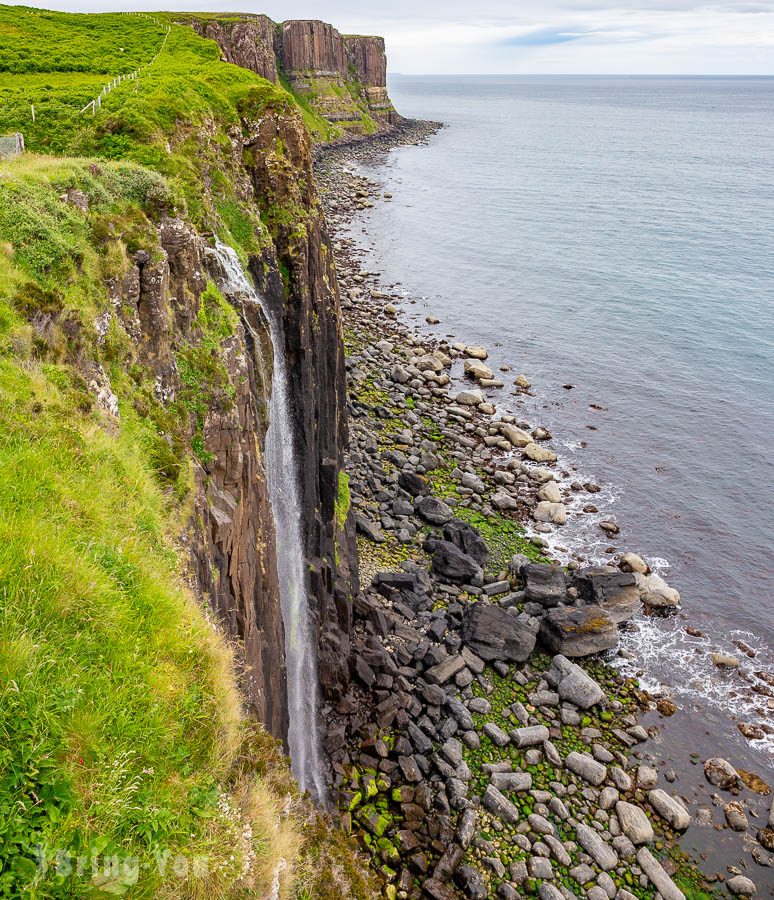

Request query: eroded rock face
[
  {"left": 117, "top": 93, "right": 359, "bottom": 743},
  {"left": 119, "top": 218, "right": 289, "bottom": 737},
  {"left": 243, "top": 101, "right": 356, "bottom": 703},
  {"left": 185, "top": 15, "right": 402, "bottom": 132},
  {"left": 280, "top": 19, "right": 347, "bottom": 76},
  {"left": 345, "top": 35, "right": 387, "bottom": 87},
  {"left": 189, "top": 16, "right": 278, "bottom": 82}
]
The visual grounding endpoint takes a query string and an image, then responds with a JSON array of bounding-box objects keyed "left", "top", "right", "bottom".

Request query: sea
[{"left": 346, "top": 75, "right": 774, "bottom": 782}]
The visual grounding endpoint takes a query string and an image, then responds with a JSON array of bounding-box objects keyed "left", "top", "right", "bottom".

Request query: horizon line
[{"left": 387, "top": 72, "right": 774, "bottom": 78}]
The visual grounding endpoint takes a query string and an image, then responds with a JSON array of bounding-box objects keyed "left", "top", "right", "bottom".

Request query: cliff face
[
  {"left": 345, "top": 35, "right": 387, "bottom": 87},
  {"left": 191, "top": 16, "right": 278, "bottom": 83},
  {"left": 280, "top": 19, "right": 346, "bottom": 76},
  {"left": 183, "top": 14, "right": 402, "bottom": 136},
  {"left": 100, "top": 88, "right": 357, "bottom": 740},
  {"left": 242, "top": 104, "right": 355, "bottom": 701},
  {"left": 115, "top": 213, "right": 289, "bottom": 737}
]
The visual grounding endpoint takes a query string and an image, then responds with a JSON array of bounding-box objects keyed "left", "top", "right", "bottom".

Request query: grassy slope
[{"left": 0, "top": 8, "right": 376, "bottom": 898}]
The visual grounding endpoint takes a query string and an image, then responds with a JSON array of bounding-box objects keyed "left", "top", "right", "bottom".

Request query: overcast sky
[{"left": 12, "top": 0, "right": 774, "bottom": 74}]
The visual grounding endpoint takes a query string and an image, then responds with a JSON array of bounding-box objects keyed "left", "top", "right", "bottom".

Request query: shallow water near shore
[{"left": 345, "top": 76, "right": 774, "bottom": 777}]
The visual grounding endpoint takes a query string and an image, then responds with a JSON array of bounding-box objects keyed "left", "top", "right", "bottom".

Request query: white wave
[{"left": 613, "top": 616, "right": 774, "bottom": 759}]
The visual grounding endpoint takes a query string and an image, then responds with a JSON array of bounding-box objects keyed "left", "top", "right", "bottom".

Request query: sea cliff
[{"left": 0, "top": 6, "right": 770, "bottom": 899}]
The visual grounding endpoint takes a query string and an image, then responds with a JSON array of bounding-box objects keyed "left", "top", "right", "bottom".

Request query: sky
[{"left": 9, "top": 0, "right": 774, "bottom": 74}]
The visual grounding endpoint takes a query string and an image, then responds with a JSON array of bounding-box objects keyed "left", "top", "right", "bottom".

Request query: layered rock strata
[{"left": 186, "top": 14, "right": 401, "bottom": 133}]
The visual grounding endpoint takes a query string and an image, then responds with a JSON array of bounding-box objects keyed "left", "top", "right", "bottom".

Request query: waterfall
[{"left": 208, "top": 242, "right": 327, "bottom": 803}]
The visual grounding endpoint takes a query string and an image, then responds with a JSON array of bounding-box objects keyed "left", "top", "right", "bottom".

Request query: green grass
[
  {"left": 0, "top": 11, "right": 301, "bottom": 246},
  {"left": 0, "top": 8, "right": 383, "bottom": 895},
  {"left": 0, "top": 7, "right": 167, "bottom": 75},
  {"left": 0, "top": 151, "right": 298, "bottom": 897}
]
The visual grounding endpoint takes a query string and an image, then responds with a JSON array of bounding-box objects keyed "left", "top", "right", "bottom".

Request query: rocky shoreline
[{"left": 313, "top": 121, "right": 773, "bottom": 899}]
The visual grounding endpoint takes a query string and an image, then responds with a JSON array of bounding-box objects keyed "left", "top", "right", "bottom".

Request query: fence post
[{"left": 30, "top": 104, "right": 35, "bottom": 123}]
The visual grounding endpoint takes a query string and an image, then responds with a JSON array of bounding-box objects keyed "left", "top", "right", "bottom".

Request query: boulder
[
  {"left": 500, "top": 423, "right": 533, "bottom": 447},
  {"left": 492, "top": 491, "right": 519, "bottom": 511},
  {"left": 431, "top": 541, "right": 483, "bottom": 585},
  {"left": 711, "top": 652, "right": 740, "bottom": 669},
  {"left": 509, "top": 725, "right": 549, "bottom": 748},
  {"left": 573, "top": 567, "right": 640, "bottom": 624},
  {"left": 390, "top": 364, "right": 410, "bottom": 384},
  {"left": 540, "top": 606, "right": 618, "bottom": 657},
  {"left": 465, "top": 346, "right": 488, "bottom": 360},
  {"left": 648, "top": 789, "right": 690, "bottom": 830},
  {"left": 616, "top": 801, "right": 654, "bottom": 844},
  {"left": 634, "top": 572, "right": 680, "bottom": 608},
  {"left": 443, "top": 519, "right": 490, "bottom": 565},
  {"left": 537, "top": 481, "right": 562, "bottom": 503},
  {"left": 464, "top": 359, "right": 494, "bottom": 381},
  {"left": 425, "top": 654, "right": 466, "bottom": 686},
  {"left": 523, "top": 442, "right": 557, "bottom": 463},
  {"left": 703, "top": 757, "right": 739, "bottom": 790},
  {"left": 545, "top": 654, "right": 604, "bottom": 708},
  {"left": 636, "top": 848, "right": 686, "bottom": 900},
  {"left": 566, "top": 751, "right": 607, "bottom": 786},
  {"left": 373, "top": 570, "right": 419, "bottom": 595},
  {"left": 456, "top": 808, "right": 477, "bottom": 849},
  {"left": 620, "top": 552, "right": 649, "bottom": 574},
  {"left": 456, "top": 866, "right": 487, "bottom": 899},
  {"left": 355, "top": 514, "right": 385, "bottom": 542},
  {"left": 455, "top": 389, "right": 484, "bottom": 406},
  {"left": 398, "top": 470, "right": 429, "bottom": 496},
  {"left": 482, "top": 784, "right": 520, "bottom": 824},
  {"left": 534, "top": 501, "right": 567, "bottom": 525},
  {"left": 727, "top": 876, "right": 756, "bottom": 896},
  {"left": 491, "top": 771, "right": 532, "bottom": 792},
  {"left": 523, "top": 563, "right": 567, "bottom": 607},
  {"left": 461, "top": 602, "right": 538, "bottom": 663},
  {"left": 575, "top": 823, "right": 618, "bottom": 870},
  {"left": 460, "top": 471, "right": 486, "bottom": 493},
  {"left": 415, "top": 495, "right": 454, "bottom": 525}
]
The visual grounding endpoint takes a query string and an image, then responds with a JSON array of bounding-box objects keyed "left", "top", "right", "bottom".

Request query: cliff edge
[{"left": 182, "top": 13, "right": 402, "bottom": 139}]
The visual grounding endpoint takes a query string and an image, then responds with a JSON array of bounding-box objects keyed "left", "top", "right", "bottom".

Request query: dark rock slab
[
  {"left": 443, "top": 519, "right": 490, "bottom": 565},
  {"left": 355, "top": 513, "right": 384, "bottom": 542},
  {"left": 540, "top": 605, "right": 618, "bottom": 657},
  {"left": 523, "top": 563, "right": 567, "bottom": 607},
  {"left": 462, "top": 602, "right": 538, "bottom": 662},
  {"left": 398, "top": 470, "right": 429, "bottom": 496},
  {"left": 415, "top": 495, "right": 454, "bottom": 525},
  {"left": 425, "top": 653, "right": 466, "bottom": 685},
  {"left": 373, "top": 570, "right": 419, "bottom": 595},
  {"left": 432, "top": 540, "right": 483, "bottom": 584},
  {"left": 573, "top": 567, "right": 639, "bottom": 623}
]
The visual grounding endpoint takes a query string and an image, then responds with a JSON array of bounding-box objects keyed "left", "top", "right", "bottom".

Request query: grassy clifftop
[
  {"left": 0, "top": 7, "right": 375, "bottom": 898},
  {"left": 0, "top": 153, "right": 285, "bottom": 897}
]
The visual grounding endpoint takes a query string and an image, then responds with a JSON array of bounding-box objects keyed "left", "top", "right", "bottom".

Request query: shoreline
[
  {"left": 317, "top": 120, "right": 774, "bottom": 747},
  {"left": 314, "top": 123, "right": 774, "bottom": 897}
]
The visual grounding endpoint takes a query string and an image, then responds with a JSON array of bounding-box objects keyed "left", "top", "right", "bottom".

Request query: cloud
[{"left": 501, "top": 27, "right": 589, "bottom": 46}]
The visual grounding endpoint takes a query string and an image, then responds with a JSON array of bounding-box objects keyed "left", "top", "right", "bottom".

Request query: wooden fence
[{"left": 80, "top": 15, "right": 170, "bottom": 117}]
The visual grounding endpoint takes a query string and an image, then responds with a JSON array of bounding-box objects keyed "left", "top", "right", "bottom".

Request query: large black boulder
[
  {"left": 398, "top": 471, "right": 429, "bottom": 496},
  {"left": 539, "top": 605, "right": 618, "bottom": 657},
  {"left": 523, "top": 563, "right": 567, "bottom": 607},
  {"left": 415, "top": 495, "right": 454, "bottom": 525},
  {"left": 442, "top": 519, "right": 490, "bottom": 566},
  {"left": 572, "top": 567, "right": 639, "bottom": 623},
  {"left": 431, "top": 540, "right": 482, "bottom": 585},
  {"left": 461, "top": 601, "right": 538, "bottom": 663}
]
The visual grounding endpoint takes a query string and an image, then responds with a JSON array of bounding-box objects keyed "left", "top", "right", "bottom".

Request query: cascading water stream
[{"left": 209, "top": 242, "right": 327, "bottom": 803}]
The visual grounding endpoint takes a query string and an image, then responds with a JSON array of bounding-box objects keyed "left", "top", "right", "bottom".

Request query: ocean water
[{"left": 349, "top": 76, "right": 774, "bottom": 766}]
